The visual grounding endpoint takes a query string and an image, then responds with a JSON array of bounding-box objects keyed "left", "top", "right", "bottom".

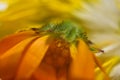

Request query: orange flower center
[{"left": 42, "top": 39, "right": 71, "bottom": 69}]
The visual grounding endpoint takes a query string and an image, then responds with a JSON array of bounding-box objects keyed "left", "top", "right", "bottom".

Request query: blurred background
[{"left": 0, "top": 0, "right": 120, "bottom": 80}]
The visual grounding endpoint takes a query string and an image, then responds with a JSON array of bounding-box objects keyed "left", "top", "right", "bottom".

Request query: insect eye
[{"left": 30, "top": 28, "right": 39, "bottom": 31}]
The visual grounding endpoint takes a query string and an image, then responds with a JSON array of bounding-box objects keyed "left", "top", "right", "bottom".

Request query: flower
[
  {"left": 73, "top": 0, "right": 120, "bottom": 79},
  {"left": 0, "top": 0, "right": 99, "bottom": 38},
  {"left": 0, "top": 0, "right": 120, "bottom": 79},
  {"left": 0, "top": 21, "right": 109, "bottom": 80}
]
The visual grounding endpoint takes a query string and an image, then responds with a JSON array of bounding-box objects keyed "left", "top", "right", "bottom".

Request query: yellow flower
[
  {"left": 0, "top": 21, "right": 109, "bottom": 80},
  {"left": 0, "top": 0, "right": 99, "bottom": 38}
]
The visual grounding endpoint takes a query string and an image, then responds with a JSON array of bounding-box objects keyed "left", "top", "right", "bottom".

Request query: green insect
[
  {"left": 35, "top": 21, "right": 87, "bottom": 42},
  {"left": 30, "top": 20, "right": 103, "bottom": 53}
]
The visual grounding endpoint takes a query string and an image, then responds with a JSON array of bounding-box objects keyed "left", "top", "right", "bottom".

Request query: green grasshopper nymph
[
  {"left": 31, "top": 21, "right": 87, "bottom": 43},
  {"left": 30, "top": 20, "right": 103, "bottom": 53}
]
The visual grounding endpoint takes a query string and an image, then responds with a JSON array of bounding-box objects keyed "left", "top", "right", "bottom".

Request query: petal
[
  {"left": 69, "top": 39, "right": 95, "bottom": 80},
  {"left": 15, "top": 35, "right": 52, "bottom": 80},
  {"left": 94, "top": 55, "right": 113, "bottom": 80},
  {"left": 0, "top": 36, "right": 38, "bottom": 80},
  {"left": 32, "top": 63, "right": 57, "bottom": 80},
  {"left": 0, "top": 31, "right": 36, "bottom": 55}
]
